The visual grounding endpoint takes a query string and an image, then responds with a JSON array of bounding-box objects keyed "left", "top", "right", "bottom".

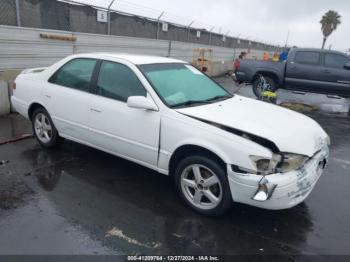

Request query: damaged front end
[
  {"left": 194, "top": 117, "right": 330, "bottom": 208},
  {"left": 227, "top": 143, "right": 329, "bottom": 209},
  {"left": 252, "top": 177, "right": 277, "bottom": 201},
  {"left": 176, "top": 96, "right": 330, "bottom": 209}
]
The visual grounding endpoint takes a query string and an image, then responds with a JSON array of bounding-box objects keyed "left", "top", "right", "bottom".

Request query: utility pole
[
  {"left": 285, "top": 30, "right": 290, "bottom": 48},
  {"left": 187, "top": 21, "right": 195, "bottom": 42},
  {"left": 156, "top": 11, "right": 165, "bottom": 40},
  {"left": 107, "top": 0, "right": 117, "bottom": 35},
  {"left": 208, "top": 26, "right": 215, "bottom": 45},
  {"left": 15, "top": 0, "right": 21, "bottom": 27}
]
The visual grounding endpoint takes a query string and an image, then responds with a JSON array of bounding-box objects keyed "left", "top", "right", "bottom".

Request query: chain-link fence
[
  {"left": 0, "top": 0, "right": 280, "bottom": 51},
  {"left": 0, "top": 0, "right": 17, "bottom": 26}
]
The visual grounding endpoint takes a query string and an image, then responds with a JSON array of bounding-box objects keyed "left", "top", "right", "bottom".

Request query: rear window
[
  {"left": 49, "top": 58, "right": 97, "bottom": 92},
  {"left": 295, "top": 51, "right": 320, "bottom": 65}
]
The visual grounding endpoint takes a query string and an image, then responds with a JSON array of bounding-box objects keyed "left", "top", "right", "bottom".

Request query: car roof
[{"left": 71, "top": 53, "right": 187, "bottom": 65}]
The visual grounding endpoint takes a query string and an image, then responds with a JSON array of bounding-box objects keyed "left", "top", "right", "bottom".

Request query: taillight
[
  {"left": 234, "top": 59, "right": 240, "bottom": 70},
  {"left": 12, "top": 82, "right": 16, "bottom": 90}
]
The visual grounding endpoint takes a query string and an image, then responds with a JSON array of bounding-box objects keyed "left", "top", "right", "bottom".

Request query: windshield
[{"left": 139, "top": 63, "right": 232, "bottom": 108}]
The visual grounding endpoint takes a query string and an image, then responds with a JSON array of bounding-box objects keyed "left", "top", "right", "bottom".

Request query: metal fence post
[
  {"left": 72, "top": 32, "right": 77, "bottom": 54},
  {"left": 156, "top": 11, "right": 164, "bottom": 40},
  {"left": 187, "top": 21, "right": 194, "bottom": 42},
  {"left": 15, "top": 0, "right": 21, "bottom": 27},
  {"left": 167, "top": 40, "right": 172, "bottom": 57},
  {"left": 107, "top": 0, "right": 117, "bottom": 35},
  {"left": 208, "top": 26, "right": 214, "bottom": 45}
]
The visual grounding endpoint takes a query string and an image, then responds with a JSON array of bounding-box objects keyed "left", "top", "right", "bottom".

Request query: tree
[{"left": 320, "top": 10, "right": 341, "bottom": 49}]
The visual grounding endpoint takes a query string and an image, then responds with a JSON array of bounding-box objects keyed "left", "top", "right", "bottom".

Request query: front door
[
  {"left": 319, "top": 53, "right": 350, "bottom": 96},
  {"left": 88, "top": 60, "right": 161, "bottom": 169}
]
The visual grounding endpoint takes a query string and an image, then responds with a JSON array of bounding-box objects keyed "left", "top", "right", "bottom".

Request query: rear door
[
  {"left": 87, "top": 60, "right": 161, "bottom": 169},
  {"left": 285, "top": 51, "right": 329, "bottom": 93},
  {"left": 44, "top": 58, "right": 98, "bottom": 143},
  {"left": 319, "top": 53, "right": 350, "bottom": 96}
]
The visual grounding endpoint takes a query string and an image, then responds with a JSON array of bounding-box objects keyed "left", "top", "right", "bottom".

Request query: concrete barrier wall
[
  {"left": 0, "top": 81, "right": 10, "bottom": 116},
  {"left": 0, "top": 25, "right": 272, "bottom": 72}
]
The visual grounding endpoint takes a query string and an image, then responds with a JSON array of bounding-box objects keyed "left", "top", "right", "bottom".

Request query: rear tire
[
  {"left": 174, "top": 155, "right": 233, "bottom": 216},
  {"left": 32, "top": 108, "right": 62, "bottom": 148},
  {"left": 252, "top": 76, "right": 277, "bottom": 98}
]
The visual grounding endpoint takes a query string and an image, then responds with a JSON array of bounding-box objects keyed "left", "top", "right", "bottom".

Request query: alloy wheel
[
  {"left": 180, "top": 164, "right": 223, "bottom": 210},
  {"left": 34, "top": 113, "right": 53, "bottom": 144}
]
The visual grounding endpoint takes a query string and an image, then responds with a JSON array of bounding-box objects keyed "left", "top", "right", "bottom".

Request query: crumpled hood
[{"left": 176, "top": 95, "right": 329, "bottom": 157}]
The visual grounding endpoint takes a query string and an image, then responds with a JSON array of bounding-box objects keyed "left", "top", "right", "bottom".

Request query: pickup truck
[{"left": 235, "top": 48, "right": 350, "bottom": 98}]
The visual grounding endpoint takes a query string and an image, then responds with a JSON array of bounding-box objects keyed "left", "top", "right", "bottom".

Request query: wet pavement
[
  {"left": 0, "top": 114, "right": 32, "bottom": 144},
  {"left": 1, "top": 82, "right": 350, "bottom": 256}
]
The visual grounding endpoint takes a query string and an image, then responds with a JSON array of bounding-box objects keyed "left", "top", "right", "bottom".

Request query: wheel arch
[
  {"left": 28, "top": 102, "right": 46, "bottom": 121},
  {"left": 168, "top": 144, "right": 228, "bottom": 177}
]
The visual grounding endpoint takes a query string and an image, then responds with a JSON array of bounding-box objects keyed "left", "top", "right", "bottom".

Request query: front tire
[
  {"left": 174, "top": 155, "right": 233, "bottom": 216},
  {"left": 252, "top": 76, "right": 277, "bottom": 98},
  {"left": 32, "top": 108, "right": 61, "bottom": 148}
]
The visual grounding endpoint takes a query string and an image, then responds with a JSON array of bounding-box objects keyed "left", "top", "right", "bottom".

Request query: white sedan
[{"left": 11, "top": 53, "right": 330, "bottom": 216}]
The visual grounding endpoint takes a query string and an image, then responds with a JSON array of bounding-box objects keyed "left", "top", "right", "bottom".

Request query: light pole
[
  {"left": 285, "top": 30, "right": 290, "bottom": 48},
  {"left": 187, "top": 21, "right": 195, "bottom": 42},
  {"left": 107, "top": 0, "right": 117, "bottom": 35},
  {"left": 156, "top": 11, "right": 165, "bottom": 40},
  {"left": 208, "top": 26, "right": 215, "bottom": 45}
]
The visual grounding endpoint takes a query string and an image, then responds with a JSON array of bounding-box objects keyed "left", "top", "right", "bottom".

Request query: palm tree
[{"left": 320, "top": 10, "right": 341, "bottom": 49}]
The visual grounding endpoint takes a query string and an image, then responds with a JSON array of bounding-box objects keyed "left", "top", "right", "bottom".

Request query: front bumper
[
  {"left": 227, "top": 146, "right": 329, "bottom": 210},
  {"left": 234, "top": 71, "right": 248, "bottom": 83}
]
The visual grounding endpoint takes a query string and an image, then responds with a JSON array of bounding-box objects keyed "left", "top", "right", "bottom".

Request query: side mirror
[
  {"left": 344, "top": 63, "right": 350, "bottom": 70},
  {"left": 127, "top": 96, "right": 158, "bottom": 111}
]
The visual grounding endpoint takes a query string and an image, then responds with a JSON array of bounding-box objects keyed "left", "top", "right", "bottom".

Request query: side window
[
  {"left": 97, "top": 61, "right": 146, "bottom": 102},
  {"left": 324, "top": 54, "right": 349, "bottom": 69},
  {"left": 295, "top": 51, "right": 320, "bottom": 65},
  {"left": 50, "top": 58, "right": 97, "bottom": 92}
]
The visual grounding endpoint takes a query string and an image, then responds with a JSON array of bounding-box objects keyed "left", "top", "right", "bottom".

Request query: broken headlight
[
  {"left": 277, "top": 153, "right": 308, "bottom": 173},
  {"left": 250, "top": 153, "right": 308, "bottom": 175},
  {"left": 250, "top": 154, "right": 281, "bottom": 175}
]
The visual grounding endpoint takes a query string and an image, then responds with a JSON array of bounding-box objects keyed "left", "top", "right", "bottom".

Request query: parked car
[
  {"left": 235, "top": 48, "right": 350, "bottom": 98},
  {"left": 11, "top": 53, "right": 330, "bottom": 216}
]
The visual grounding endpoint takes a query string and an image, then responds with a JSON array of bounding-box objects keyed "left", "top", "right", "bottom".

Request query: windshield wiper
[
  {"left": 170, "top": 100, "right": 208, "bottom": 108},
  {"left": 203, "top": 94, "right": 233, "bottom": 103},
  {"left": 170, "top": 94, "right": 232, "bottom": 108}
]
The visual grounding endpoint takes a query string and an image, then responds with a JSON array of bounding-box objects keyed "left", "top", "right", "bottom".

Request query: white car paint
[{"left": 11, "top": 53, "right": 330, "bottom": 210}]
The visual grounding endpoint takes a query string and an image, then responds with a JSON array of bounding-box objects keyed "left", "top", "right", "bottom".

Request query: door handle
[
  {"left": 321, "top": 69, "right": 331, "bottom": 73},
  {"left": 90, "top": 108, "right": 102, "bottom": 113},
  {"left": 45, "top": 94, "right": 51, "bottom": 98}
]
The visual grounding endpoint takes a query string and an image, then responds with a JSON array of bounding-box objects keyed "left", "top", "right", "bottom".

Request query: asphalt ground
[{"left": 0, "top": 78, "right": 350, "bottom": 259}]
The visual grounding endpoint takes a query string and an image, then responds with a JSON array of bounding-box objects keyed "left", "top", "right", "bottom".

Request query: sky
[{"left": 73, "top": 0, "right": 350, "bottom": 52}]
